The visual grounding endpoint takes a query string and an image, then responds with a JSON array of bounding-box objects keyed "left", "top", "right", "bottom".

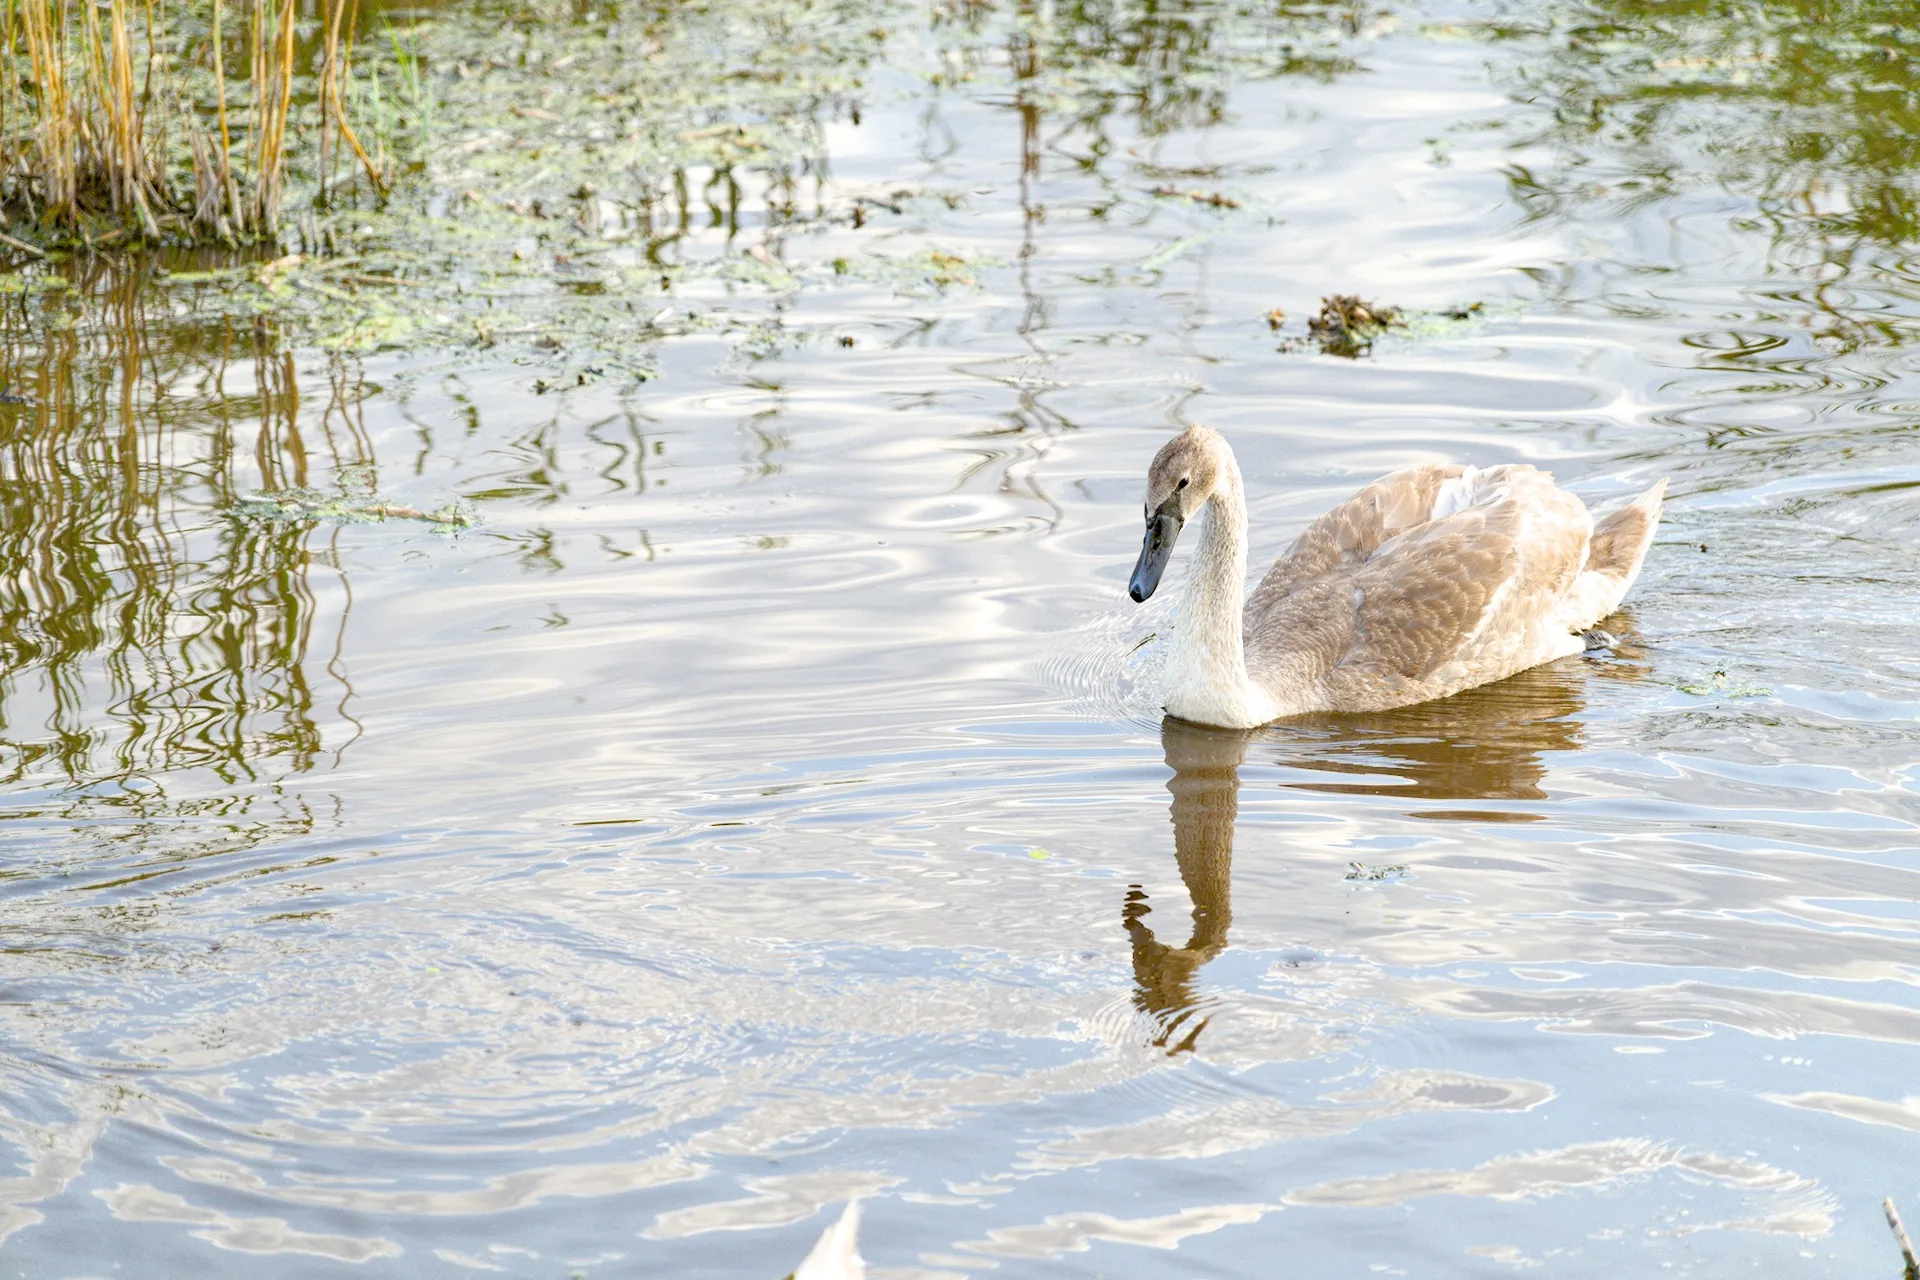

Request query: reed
[{"left": 0, "top": 0, "right": 382, "bottom": 247}]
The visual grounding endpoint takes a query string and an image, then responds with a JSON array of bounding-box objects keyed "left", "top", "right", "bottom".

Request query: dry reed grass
[{"left": 0, "top": 0, "right": 381, "bottom": 247}]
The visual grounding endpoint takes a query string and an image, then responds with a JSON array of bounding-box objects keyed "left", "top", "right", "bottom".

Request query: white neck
[{"left": 1160, "top": 453, "right": 1274, "bottom": 728}]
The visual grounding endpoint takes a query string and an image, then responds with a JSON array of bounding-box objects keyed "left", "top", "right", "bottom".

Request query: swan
[{"left": 1127, "top": 426, "right": 1666, "bottom": 728}]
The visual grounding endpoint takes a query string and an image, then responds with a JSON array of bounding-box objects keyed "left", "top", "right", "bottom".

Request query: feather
[{"left": 791, "top": 1201, "right": 865, "bottom": 1280}]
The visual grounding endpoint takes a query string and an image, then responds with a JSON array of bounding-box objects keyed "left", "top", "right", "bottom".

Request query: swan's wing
[
  {"left": 1334, "top": 511, "right": 1521, "bottom": 682},
  {"left": 1330, "top": 467, "right": 1591, "bottom": 686},
  {"left": 1248, "top": 463, "right": 1467, "bottom": 613}
]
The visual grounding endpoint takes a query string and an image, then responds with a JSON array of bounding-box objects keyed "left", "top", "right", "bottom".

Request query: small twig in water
[
  {"left": 0, "top": 230, "right": 48, "bottom": 258},
  {"left": 1150, "top": 185, "right": 1239, "bottom": 209},
  {"left": 1887, "top": 1198, "right": 1920, "bottom": 1280},
  {"left": 361, "top": 503, "right": 452, "bottom": 523},
  {"left": 343, "top": 273, "right": 428, "bottom": 288}
]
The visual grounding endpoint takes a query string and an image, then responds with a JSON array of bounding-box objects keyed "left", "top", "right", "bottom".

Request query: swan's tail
[{"left": 1568, "top": 477, "right": 1667, "bottom": 630}]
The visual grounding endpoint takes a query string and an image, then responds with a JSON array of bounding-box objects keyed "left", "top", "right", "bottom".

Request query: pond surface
[{"left": 3, "top": 0, "right": 1920, "bottom": 1275}]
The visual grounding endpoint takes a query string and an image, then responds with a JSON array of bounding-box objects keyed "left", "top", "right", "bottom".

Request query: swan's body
[{"left": 1128, "top": 427, "right": 1666, "bottom": 728}]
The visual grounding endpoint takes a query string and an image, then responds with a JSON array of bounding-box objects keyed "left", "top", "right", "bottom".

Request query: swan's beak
[{"left": 1129, "top": 505, "right": 1184, "bottom": 602}]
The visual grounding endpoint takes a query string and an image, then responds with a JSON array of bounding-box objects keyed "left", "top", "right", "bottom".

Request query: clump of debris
[
  {"left": 1272, "top": 295, "right": 1491, "bottom": 356},
  {"left": 1306, "top": 294, "right": 1403, "bottom": 356}
]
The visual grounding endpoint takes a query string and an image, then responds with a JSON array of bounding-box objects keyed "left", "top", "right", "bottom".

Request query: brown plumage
[{"left": 1128, "top": 428, "right": 1666, "bottom": 727}]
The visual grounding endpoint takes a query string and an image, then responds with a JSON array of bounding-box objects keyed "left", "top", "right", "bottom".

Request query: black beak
[{"left": 1129, "top": 503, "right": 1184, "bottom": 602}]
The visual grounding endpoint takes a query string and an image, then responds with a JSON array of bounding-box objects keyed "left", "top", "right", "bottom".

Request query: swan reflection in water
[
  {"left": 1125, "top": 649, "right": 1646, "bottom": 1053},
  {"left": 1125, "top": 715, "right": 1246, "bottom": 1054}
]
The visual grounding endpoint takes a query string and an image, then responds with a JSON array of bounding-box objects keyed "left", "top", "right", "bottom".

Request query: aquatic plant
[{"left": 0, "top": 0, "right": 383, "bottom": 246}]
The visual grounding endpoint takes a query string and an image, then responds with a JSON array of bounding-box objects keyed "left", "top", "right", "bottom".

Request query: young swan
[{"left": 1128, "top": 426, "right": 1666, "bottom": 728}]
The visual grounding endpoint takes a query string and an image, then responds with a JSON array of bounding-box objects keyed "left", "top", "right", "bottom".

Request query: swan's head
[{"left": 1130, "top": 426, "right": 1224, "bottom": 602}]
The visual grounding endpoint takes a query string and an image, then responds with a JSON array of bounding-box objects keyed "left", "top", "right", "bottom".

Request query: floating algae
[
  {"left": 1676, "top": 669, "right": 1772, "bottom": 698},
  {"left": 231, "top": 488, "right": 479, "bottom": 531},
  {"left": 818, "top": 247, "right": 999, "bottom": 295},
  {"left": 0, "top": 273, "right": 70, "bottom": 295}
]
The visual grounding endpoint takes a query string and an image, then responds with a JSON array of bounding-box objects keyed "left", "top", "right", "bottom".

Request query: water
[{"left": 3, "top": 0, "right": 1919, "bottom": 1274}]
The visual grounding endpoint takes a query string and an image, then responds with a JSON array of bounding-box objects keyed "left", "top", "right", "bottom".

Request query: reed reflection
[
  {"left": 1127, "top": 650, "right": 1641, "bottom": 1050},
  {"left": 0, "top": 253, "right": 366, "bottom": 856},
  {"left": 1503, "top": 0, "right": 1920, "bottom": 347}
]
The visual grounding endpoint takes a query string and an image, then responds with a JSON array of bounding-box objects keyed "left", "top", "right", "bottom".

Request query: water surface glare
[{"left": 3, "top": 0, "right": 1920, "bottom": 1275}]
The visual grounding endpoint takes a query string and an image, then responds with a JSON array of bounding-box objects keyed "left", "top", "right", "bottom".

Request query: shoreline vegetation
[
  {"left": 0, "top": 0, "right": 395, "bottom": 250},
  {"left": 0, "top": 0, "right": 1914, "bottom": 363}
]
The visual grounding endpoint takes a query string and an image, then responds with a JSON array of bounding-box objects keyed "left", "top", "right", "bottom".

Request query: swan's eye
[{"left": 1176, "top": 477, "right": 1189, "bottom": 490}]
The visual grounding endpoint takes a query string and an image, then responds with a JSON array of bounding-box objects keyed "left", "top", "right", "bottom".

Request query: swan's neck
[{"left": 1162, "top": 460, "right": 1273, "bottom": 728}]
